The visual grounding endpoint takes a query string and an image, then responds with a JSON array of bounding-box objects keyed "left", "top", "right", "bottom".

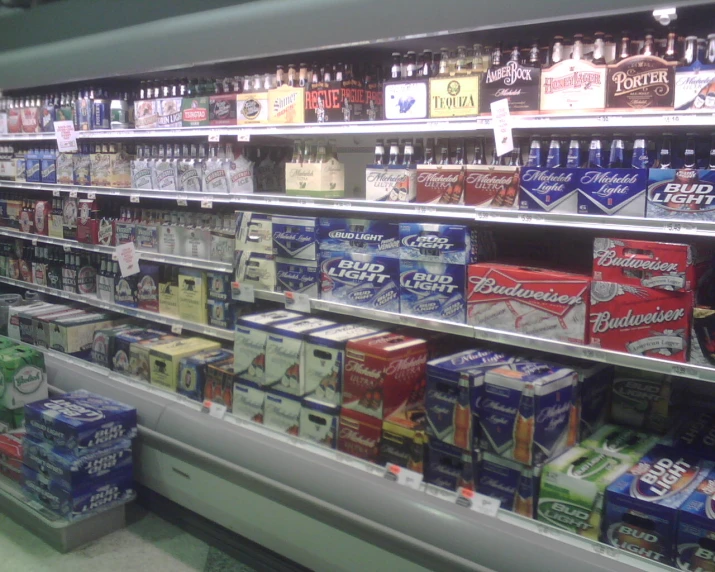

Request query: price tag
[
  {"left": 54, "top": 120, "right": 78, "bottom": 153},
  {"left": 52, "top": 190, "right": 60, "bottom": 197},
  {"left": 130, "top": 194, "right": 140, "bottom": 203},
  {"left": 201, "top": 199, "right": 212, "bottom": 209},
  {"left": 237, "top": 132, "right": 250, "bottom": 142},
  {"left": 231, "top": 281, "right": 255, "bottom": 303},
  {"left": 201, "top": 400, "right": 227, "bottom": 420},
  {"left": 87, "top": 192, "right": 96, "bottom": 200},
  {"left": 384, "top": 463, "right": 423, "bottom": 490},
  {"left": 455, "top": 487, "right": 501, "bottom": 517},
  {"left": 115, "top": 241, "right": 140, "bottom": 277},
  {"left": 490, "top": 98, "right": 513, "bottom": 157},
  {"left": 284, "top": 291, "right": 311, "bottom": 313},
  {"left": 171, "top": 324, "right": 183, "bottom": 335},
  {"left": 208, "top": 133, "right": 220, "bottom": 143},
  {"left": 69, "top": 191, "right": 78, "bottom": 199},
  {"left": 177, "top": 198, "right": 188, "bottom": 207}
]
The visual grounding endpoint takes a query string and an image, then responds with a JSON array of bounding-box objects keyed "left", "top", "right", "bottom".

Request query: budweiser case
[
  {"left": 467, "top": 264, "right": 591, "bottom": 344},
  {"left": 606, "top": 56, "right": 676, "bottom": 111},
  {"left": 416, "top": 165, "right": 465, "bottom": 204},
  {"left": 317, "top": 217, "right": 399, "bottom": 257},
  {"left": 343, "top": 332, "right": 427, "bottom": 420},
  {"left": 519, "top": 168, "right": 578, "bottom": 213},
  {"left": 589, "top": 281, "right": 692, "bottom": 361},
  {"left": 464, "top": 165, "right": 520, "bottom": 209},
  {"left": 539, "top": 60, "right": 606, "bottom": 113},
  {"left": 481, "top": 62, "right": 541, "bottom": 114},
  {"left": 593, "top": 238, "right": 696, "bottom": 292},
  {"left": 365, "top": 166, "right": 417, "bottom": 203},
  {"left": 647, "top": 168, "right": 715, "bottom": 221},
  {"left": 576, "top": 169, "right": 648, "bottom": 217},
  {"left": 675, "top": 61, "right": 715, "bottom": 112}
]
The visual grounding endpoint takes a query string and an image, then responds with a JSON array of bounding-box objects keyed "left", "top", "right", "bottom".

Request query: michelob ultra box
[
  {"left": 611, "top": 368, "right": 679, "bottom": 434},
  {"left": 317, "top": 217, "right": 400, "bottom": 258},
  {"left": 23, "top": 433, "right": 132, "bottom": 489},
  {"left": 399, "top": 260, "right": 466, "bottom": 323},
  {"left": 149, "top": 338, "right": 220, "bottom": 391},
  {"left": 264, "top": 317, "right": 337, "bottom": 394},
  {"left": 319, "top": 251, "right": 400, "bottom": 313},
  {"left": 177, "top": 348, "right": 233, "bottom": 402},
  {"left": 236, "top": 212, "right": 274, "bottom": 255},
  {"left": 582, "top": 424, "right": 659, "bottom": 463},
  {"left": 263, "top": 389, "right": 301, "bottom": 436},
  {"left": 538, "top": 446, "right": 631, "bottom": 541},
  {"left": 25, "top": 390, "right": 137, "bottom": 453},
  {"left": 300, "top": 399, "right": 339, "bottom": 449},
  {"left": 0, "top": 345, "right": 47, "bottom": 410},
  {"left": 519, "top": 168, "right": 578, "bottom": 213},
  {"left": 647, "top": 168, "right": 715, "bottom": 221},
  {"left": 477, "top": 452, "right": 540, "bottom": 518},
  {"left": 272, "top": 215, "right": 317, "bottom": 260},
  {"left": 676, "top": 468, "right": 715, "bottom": 571},
  {"left": 479, "top": 362, "right": 577, "bottom": 466},
  {"left": 233, "top": 310, "right": 302, "bottom": 384},
  {"left": 424, "top": 438, "right": 475, "bottom": 492},
  {"left": 576, "top": 169, "right": 648, "bottom": 217},
  {"left": 232, "top": 379, "right": 265, "bottom": 423},
  {"left": 275, "top": 258, "right": 319, "bottom": 297},
  {"left": 603, "top": 445, "right": 714, "bottom": 565}
]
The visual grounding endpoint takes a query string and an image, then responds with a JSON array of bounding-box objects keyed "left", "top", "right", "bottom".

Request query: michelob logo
[
  {"left": 485, "top": 61, "right": 533, "bottom": 85},
  {"left": 538, "top": 500, "right": 591, "bottom": 531},
  {"left": 632, "top": 456, "right": 699, "bottom": 500}
]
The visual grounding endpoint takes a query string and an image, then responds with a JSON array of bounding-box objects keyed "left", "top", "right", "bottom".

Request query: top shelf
[{"left": 1, "top": 112, "right": 714, "bottom": 142}]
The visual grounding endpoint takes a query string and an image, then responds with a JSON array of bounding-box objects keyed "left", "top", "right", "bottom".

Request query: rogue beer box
[
  {"left": 416, "top": 165, "right": 465, "bottom": 204},
  {"left": 237, "top": 91, "right": 268, "bottom": 124},
  {"left": 481, "top": 61, "right": 541, "bottom": 114},
  {"left": 275, "top": 258, "right": 319, "bottom": 297},
  {"left": 464, "top": 165, "right": 520, "bottom": 209},
  {"left": 149, "top": 337, "right": 220, "bottom": 391},
  {"left": 603, "top": 445, "right": 713, "bottom": 566},
  {"left": 467, "top": 263, "right": 591, "bottom": 344},
  {"left": 676, "top": 468, "right": 715, "bottom": 570},
  {"left": 538, "top": 446, "right": 631, "bottom": 541},
  {"left": 606, "top": 55, "right": 676, "bottom": 111},
  {"left": 379, "top": 410, "right": 427, "bottom": 471},
  {"left": 399, "top": 223, "right": 486, "bottom": 264},
  {"left": 343, "top": 331, "right": 428, "bottom": 420},
  {"left": 675, "top": 61, "right": 715, "bottom": 112},
  {"left": 424, "top": 438, "right": 475, "bottom": 492},
  {"left": 300, "top": 400, "right": 339, "bottom": 449},
  {"left": 338, "top": 408, "right": 382, "bottom": 463},
  {"left": 319, "top": 251, "right": 400, "bottom": 313},
  {"left": 317, "top": 217, "right": 400, "bottom": 258},
  {"left": 581, "top": 424, "right": 659, "bottom": 463},
  {"left": 429, "top": 76, "right": 480, "bottom": 118},
  {"left": 0, "top": 345, "right": 47, "bottom": 410},
  {"left": 647, "top": 168, "right": 715, "bottom": 221},
  {"left": 592, "top": 238, "right": 697, "bottom": 293},
  {"left": 25, "top": 389, "right": 137, "bottom": 453},
  {"left": 236, "top": 212, "right": 274, "bottom": 255},
  {"left": 365, "top": 166, "right": 417, "bottom": 203},
  {"left": 589, "top": 281, "right": 692, "bottom": 362},
  {"left": 519, "top": 167, "right": 579, "bottom": 213},
  {"left": 177, "top": 348, "right": 233, "bottom": 402},
  {"left": 576, "top": 168, "right": 648, "bottom": 217},
  {"left": 383, "top": 79, "right": 429, "bottom": 121},
  {"left": 399, "top": 259, "right": 467, "bottom": 323},
  {"left": 479, "top": 362, "right": 577, "bottom": 466},
  {"left": 263, "top": 389, "right": 301, "bottom": 436},
  {"left": 181, "top": 97, "right": 210, "bottom": 127},
  {"left": 540, "top": 60, "right": 606, "bottom": 113},
  {"left": 304, "top": 321, "right": 385, "bottom": 407},
  {"left": 272, "top": 215, "right": 317, "bottom": 260},
  {"left": 285, "top": 159, "right": 345, "bottom": 198},
  {"left": 232, "top": 379, "right": 265, "bottom": 423},
  {"left": 268, "top": 85, "right": 305, "bottom": 124},
  {"left": 610, "top": 368, "right": 679, "bottom": 435},
  {"left": 477, "top": 452, "right": 539, "bottom": 518}
]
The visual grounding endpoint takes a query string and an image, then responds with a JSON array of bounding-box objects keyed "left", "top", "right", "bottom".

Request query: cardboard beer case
[{"left": 606, "top": 55, "right": 676, "bottom": 111}]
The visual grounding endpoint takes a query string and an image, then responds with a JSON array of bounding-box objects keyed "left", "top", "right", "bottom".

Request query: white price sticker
[
  {"left": 455, "top": 488, "right": 501, "bottom": 517},
  {"left": 69, "top": 191, "right": 78, "bottom": 199},
  {"left": 202, "top": 400, "right": 227, "bottom": 420},
  {"left": 87, "top": 192, "right": 96, "bottom": 200},
  {"left": 54, "top": 120, "right": 78, "bottom": 153},
  {"left": 284, "top": 291, "right": 311, "bottom": 313},
  {"left": 177, "top": 198, "right": 188, "bottom": 207},
  {"left": 171, "top": 324, "right": 183, "bottom": 335},
  {"left": 231, "top": 281, "right": 255, "bottom": 303},
  {"left": 490, "top": 98, "right": 513, "bottom": 158},
  {"left": 208, "top": 133, "right": 220, "bottom": 142},
  {"left": 384, "top": 463, "right": 423, "bottom": 490},
  {"left": 201, "top": 199, "right": 212, "bottom": 209},
  {"left": 115, "top": 241, "right": 140, "bottom": 277},
  {"left": 130, "top": 194, "right": 140, "bottom": 203},
  {"left": 52, "top": 190, "right": 60, "bottom": 197}
]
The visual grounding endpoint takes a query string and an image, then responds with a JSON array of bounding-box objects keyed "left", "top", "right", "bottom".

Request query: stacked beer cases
[{"left": 22, "top": 390, "right": 137, "bottom": 520}]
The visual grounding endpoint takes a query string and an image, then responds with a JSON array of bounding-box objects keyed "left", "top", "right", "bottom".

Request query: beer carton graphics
[
  {"left": 589, "top": 281, "right": 691, "bottom": 362},
  {"left": 424, "top": 438, "right": 475, "bottom": 492},
  {"left": 576, "top": 169, "right": 648, "bottom": 217},
  {"left": 379, "top": 410, "right": 427, "bottom": 471},
  {"left": 268, "top": 85, "right": 305, "bottom": 124},
  {"left": 128, "top": 335, "right": 179, "bottom": 382},
  {"left": 204, "top": 355, "right": 236, "bottom": 410},
  {"left": 90, "top": 324, "right": 141, "bottom": 369},
  {"left": 365, "top": 167, "right": 417, "bottom": 203},
  {"left": 25, "top": 389, "right": 137, "bottom": 453},
  {"left": 319, "top": 251, "right": 400, "bottom": 313},
  {"left": 593, "top": 238, "right": 696, "bottom": 293},
  {"left": 233, "top": 310, "right": 301, "bottom": 384},
  {"left": 0, "top": 346, "right": 46, "bottom": 410},
  {"left": 178, "top": 268, "right": 208, "bottom": 324},
  {"left": 416, "top": 165, "right": 465, "bottom": 204},
  {"left": 235, "top": 212, "right": 274, "bottom": 255},
  {"left": 606, "top": 56, "right": 676, "bottom": 111},
  {"left": 300, "top": 400, "right": 339, "bottom": 449},
  {"left": 429, "top": 76, "right": 480, "bottom": 118},
  {"left": 22, "top": 464, "right": 134, "bottom": 520},
  {"left": 675, "top": 61, "right": 715, "bottom": 112},
  {"left": 676, "top": 469, "right": 715, "bottom": 570},
  {"left": 477, "top": 452, "right": 539, "bottom": 518},
  {"left": 482, "top": 61, "right": 541, "bottom": 114},
  {"left": 383, "top": 79, "right": 429, "bottom": 120},
  {"left": 112, "top": 329, "right": 164, "bottom": 375},
  {"left": 464, "top": 165, "right": 520, "bottom": 208},
  {"left": 275, "top": 258, "right": 318, "bottom": 297},
  {"left": 177, "top": 349, "right": 233, "bottom": 402},
  {"left": 338, "top": 408, "right": 382, "bottom": 463},
  {"left": 479, "top": 362, "right": 577, "bottom": 466},
  {"left": 23, "top": 434, "right": 132, "bottom": 489},
  {"left": 399, "top": 260, "right": 466, "bottom": 323},
  {"left": 538, "top": 446, "right": 631, "bottom": 540},
  {"left": 232, "top": 379, "right": 265, "bottom": 423},
  {"left": 540, "top": 60, "right": 606, "bottom": 113},
  {"left": 149, "top": 338, "right": 220, "bottom": 391},
  {"left": 304, "top": 322, "right": 385, "bottom": 406},
  {"left": 519, "top": 168, "right": 578, "bottom": 213},
  {"left": 181, "top": 97, "right": 209, "bottom": 127},
  {"left": 467, "top": 264, "right": 591, "bottom": 344},
  {"left": 603, "top": 445, "right": 714, "bottom": 565},
  {"left": 235, "top": 251, "right": 276, "bottom": 292},
  {"left": 647, "top": 168, "right": 715, "bottom": 221},
  {"left": 263, "top": 389, "right": 301, "bottom": 435},
  {"left": 610, "top": 368, "right": 677, "bottom": 434},
  {"left": 264, "top": 317, "right": 337, "bottom": 394},
  {"left": 400, "top": 223, "right": 485, "bottom": 264},
  {"left": 582, "top": 424, "right": 659, "bottom": 463},
  {"left": 272, "top": 215, "right": 317, "bottom": 260},
  {"left": 343, "top": 332, "right": 427, "bottom": 420},
  {"left": 317, "top": 217, "right": 399, "bottom": 257}
]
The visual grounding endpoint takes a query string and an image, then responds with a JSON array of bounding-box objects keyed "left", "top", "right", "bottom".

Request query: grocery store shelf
[{"left": 0, "top": 276, "right": 233, "bottom": 341}]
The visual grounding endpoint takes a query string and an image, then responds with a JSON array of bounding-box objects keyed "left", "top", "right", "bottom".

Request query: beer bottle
[
  {"left": 391, "top": 53, "right": 402, "bottom": 80},
  {"left": 529, "top": 40, "right": 541, "bottom": 67},
  {"left": 684, "top": 134, "right": 697, "bottom": 169},
  {"left": 509, "top": 42, "right": 521, "bottom": 64},
  {"left": 491, "top": 42, "right": 503, "bottom": 68},
  {"left": 424, "top": 138, "right": 435, "bottom": 165},
  {"left": 421, "top": 50, "right": 432, "bottom": 78},
  {"left": 709, "top": 135, "right": 715, "bottom": 169},
  {"left": 403, "top": 139, "right": 414, "bottom": 166},
  {"left": 438, "top": 140, "right": 450, "bottom": 165},
  {"left": 513, "top": 383, "right": 535, "bottom": 465},
  {"left": 566, "top": 137, "right": 581, "bottom": 168},
  {"left": 617, "top": 32, "right": 631, "bottom": 61},
  {"left": 684, "top": 36, "right": 698, "bottom": 66},
  {"left": 588, "top": 138, "right": 603, "bottom": 168},
  {"left": 527, "top": 136, "right": 542, "bottom": 167},
  {"left": 631, "top": 136, "right": 649, "bottom": 169},
  {"left": 551, "top": 36, "right": 564, "bottom": 64},
  {"left": 388, "top": 140, "right": 400, "bottom": 165},
  {"left": 641, "top": 32, "right": 656, "bottom": 57},
  {"left": 708, "top": 34, "right": 715, "bottom": 65},
  {"left": 664, "top": 32, "right": 678, "bottom": 62},
  {"left": 472, "top": 138, "right": 486, "bottom": 165},
  {"left": 657, "top": 135, "right": 673, "bottom": 169},
  {"left": 546, "top": 135, "right": 561, "bottom": 168},
  {"left": 374, "top": 139, "right": 385, "bottom": 165},
  {"left": 572, "top": 34, "right": 584, "bottom": 60},
  {"left": 592, "top": 32, "right": 606, "bottom": 65},
  {"left": 608, "top": 136, "right": 625, "bottom": 169}
]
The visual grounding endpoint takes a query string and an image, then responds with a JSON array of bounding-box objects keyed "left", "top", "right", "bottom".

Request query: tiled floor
[{"left": 0, "top": 504, "right": 256, "bottom": 572}]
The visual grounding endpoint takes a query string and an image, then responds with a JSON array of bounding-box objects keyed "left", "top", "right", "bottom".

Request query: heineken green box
[
  {"left": 537, "top": 446, "right": 632, "bottom": 541},
  {"left": 0, "top": 345, "right": 47, "bottom": 410},
  {"left": 581, "top": 424, "right": 658, "bottom": 463}
]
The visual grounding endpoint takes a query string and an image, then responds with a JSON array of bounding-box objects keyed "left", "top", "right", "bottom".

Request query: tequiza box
[
  {"left": 603, "top": 445, "right": 714, "bottom": 566},
  {"left": 676, "top": 468, "right": 715, "bottom": 571},
  {"left": 319, "top": 251, "right": 400, "bottom": 313},
  {"left": 399, "top": 260, "right": 466, "bottom": 323},
  {"left": 317, "top": 218, "right": 400, "bottom": 258},
  {"left": 25, "top": 390, "right": 137, "bottom": 454},
  {"left": 272, "top": 215, "right": 317, "bottom": 260},
  {"left": 478, "top": 452, "right": 539, "bottom": 518},
  {"left": 177, "top": 349, "right": 233, "bottom": 402}
]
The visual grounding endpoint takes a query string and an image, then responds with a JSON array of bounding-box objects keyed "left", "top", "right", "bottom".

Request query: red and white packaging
[
  {"left": 343, "top": 332, "right": 428, "bottom": 420},
  {"left": 467, "top": 263, "right": 591, "bottom": 344},
  {"left": 589, "top": 281, "right": 692, "bottom": 362},
  {"left": 593, "top": 238, "right": 696, "bottom": 293},
  {"left": 416, "top": 165, "right": 465, "bottom": 204},
  {"left": 338, "top": 409, "right": 382, "bottom": 463},
  {"left": 463, "top": 165, "right": 520, "bottom": 209}
]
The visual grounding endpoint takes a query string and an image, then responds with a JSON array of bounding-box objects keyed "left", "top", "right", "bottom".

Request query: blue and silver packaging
[
  {"left": 272, "top": 215, "right": 317, "bottom": 260},
  {"left": 317, "top": 217, "right": 400, "bottom": 258}
]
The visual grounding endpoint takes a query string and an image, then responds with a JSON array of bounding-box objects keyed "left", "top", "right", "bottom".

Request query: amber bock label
[
  {"left": 606, "top": 56, "right": 675, "bottom": 110},
  {"left": 429, "top": 76, "right": 480, "bottom": 118},
  {"left": 540, "top": 60, "right": 606, "bottom": 112}
]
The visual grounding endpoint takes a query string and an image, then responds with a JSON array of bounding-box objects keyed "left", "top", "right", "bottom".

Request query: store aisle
[{"left": 0, "top": 504, "right": 256, "bottom": 572}]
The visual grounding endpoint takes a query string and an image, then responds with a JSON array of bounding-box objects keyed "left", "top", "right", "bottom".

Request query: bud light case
[
  {"left": 319, "top": 251, "right": 400, "bottom": 313},
  {"left": 676, "top": 468, "right": 715, "bottom": 571},
  {"left": 399, "top": 260, "right": 466, "bottom": 323},
  {"left": 275, "top": 258, "right": 319, "bottom": 297},
  {"left": 576, "top": 169, "right": 648, "bottom": 216},
  {"left": 647, "top": 168, "right": 715, "bottom": 221},
  {"left": 424, "top": 438, "right": 475, "bottom": 492},
  {"left": 478, "top": 452, "right": 540, "bottom": 518},
  {"left": 603, "top": 445, "right": 714, "bottom": 565},
  {"left": 519, "top": 168, "right": 578, "bottom": 213},
  {"left": 299, "top": 399, "right": 339, "bottom": 449},
  {"left": 23, "top": 433, "right": 132, "bottom": 489},
  {"left": 272, "top": 215, "right": 317, "bottom": 260},
  {"left": 25, "top": 390, "right": 137, "bottom": 454},
  {"left": 317, "top": 217, "right": 399, "bottom": 258}
]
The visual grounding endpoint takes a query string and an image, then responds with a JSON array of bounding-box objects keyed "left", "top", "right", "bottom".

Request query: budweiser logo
[
  {"left": 339, "top": 427, "right": 376, "bottom": 448},
  {"left": 485, "top": 61, "right": 533, "bottom": 86},
  {"left": 417, "top": 172, "right": 459, "bottom": 188},
  {"left": 595, "top": 250, "right": 679, "bottom": 272},
  {"left": 590, "top": 307, "right": 686, "bottom": 333}
]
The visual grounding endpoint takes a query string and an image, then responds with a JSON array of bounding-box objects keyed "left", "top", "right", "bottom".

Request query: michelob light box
[
  {"left": 538, "top": 446, "right": 631, "bottom": 541},
  {"left": 149, "top": 337, "right": 220, "bottom": 391},
  {"left": 237, "top": 91, "right": 268, "bottom": 124},
  {"left": 606, "top": 55, "right": 676, "bottom": 111},
  {"left": 268, "top": 85, "right": 305, "bottom": 124},
  {"left": 365, "top": 166, "right": 417, "bottom": 203},
  {"left": 647, "top": 168, "right": 715, "bottom": 221},
  {"left": 25, "top": 389, "right": 137, "bottom": 453},
  {"left": 429, "top": 76, "right": 480, "bottom": 118},
  {"left": 0, "top": 346, "right": 47, "bottom": 410},
  {"left": 477, "top": 453, "right": 539, "bottom": 518},
  {"left": 675, "top": 61, "right": 715, "bottom": 112},
  {"left": 464, "top": 165, "right": 520, "bottom": 208},
  {"left": 676, "top": 468, "right": 715, "bottom": 571},
  {"left": 285, "top": 158, "right": 345, "bottom": 198},
  {"left": 576, "top": 168, "right": 648, "bottom": 217},
  {"left": 519, "top": 168, "right": 578, "bottom": 213},
  {"left": 383, "top": 79, "right": 429, "bottom": 120},
  {"left": 481, "top": 61, "right": 541, "bottom": 114},
  {"left": 539, "top": 60, "right": 606, "bottom": 113}
]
